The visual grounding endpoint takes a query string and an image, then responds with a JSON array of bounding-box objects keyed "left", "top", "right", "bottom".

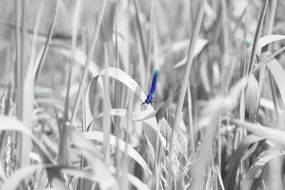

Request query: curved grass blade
[
  {"left": 70, "top": 129, "right": 117, "bottom": 189},
  {"left": 242, "top": 150, "right": 285, "bottom": 190},
  {"left": 253, "top": 35, "right": 285, "bottom": 57},
  {"left": 223, "top": 135, "right": 264, "bottom": 190},
  {"left": 230, "top": 118, "right": 285, "bottom": 144},
  {"left": 84, "top": 131, "right": 152, "bottom": 175},
  {"left": 267, "top": 59, "right": 285, "bottom": 104}
]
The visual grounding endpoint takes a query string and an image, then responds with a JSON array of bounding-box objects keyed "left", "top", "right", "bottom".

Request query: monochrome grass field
[{"left": 1, "top": 0, "right": 285, "bottom": 189}]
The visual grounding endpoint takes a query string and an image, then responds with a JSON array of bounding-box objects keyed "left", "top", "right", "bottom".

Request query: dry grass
[{"left": 1, "top": 0, "right": 285, "bottom": 189}]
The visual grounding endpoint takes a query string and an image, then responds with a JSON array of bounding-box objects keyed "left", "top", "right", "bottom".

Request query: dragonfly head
[{"left": 144, "top": 94, "right": 154, "bottom": 104}]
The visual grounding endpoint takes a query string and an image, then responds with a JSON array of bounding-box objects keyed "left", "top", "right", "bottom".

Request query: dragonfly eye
[{"left": 144, "top": 94, "right": 154, "bottom": 104}]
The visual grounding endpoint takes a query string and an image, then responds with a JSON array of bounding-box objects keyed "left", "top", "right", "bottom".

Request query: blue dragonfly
[
  {"left": 143, "top": 70, "right": 159, "bottom": 105},
  {"left": 142, "top": 70, "right": 182, "bottom": 122}
]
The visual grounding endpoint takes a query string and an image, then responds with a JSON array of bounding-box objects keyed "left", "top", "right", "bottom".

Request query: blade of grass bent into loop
[
  {"left": 87, "top": 67, "right": 146, "bottom": 114},
  {"left": 85, "top": 68, "right": 164, "bottom": 153},
  {"left": 85, "top": 66, "right": 145, "bottom": 127},
  {"left": 70, "top": 0, "right": 108, "bottom": 126},
  {"left": 88, "top": 108, "right": 172, "bottom": 152},
  {"left": 168, "top": 0, "right": 206, "bottom": 174}
]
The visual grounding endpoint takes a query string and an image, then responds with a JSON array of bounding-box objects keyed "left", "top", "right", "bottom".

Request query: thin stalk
[
  {"left": 134, "top": 0, "right": 147, "bottom": 68},
  {"left": 121, "top": 92, "right": 134, "bottom": 190},
  {"left": 247, "top": 0, "right": 268, "bottom": 75},
  {"left": 146, "top": 0, "right": 155, "bottom": 78},
  {"left": 103, "top": 43, "right": 111, "bottom": 164},
  {"left": 70, "top": 0, "right": 108, "bottom": 126},
  {"left": 57, "top": 59, "right": 73, "bottom": 165},
  {"left": 13, "top": 1, "right": 20, "bottom": 171},
  {"left": 17, "top": 0, "right": 30, "bottom": 169},
  {"left": 269, "top": 74, "right": 279, "bottom": 118},
  {"left": 216, "top": 165, "right": 225, "bottom": 190},
  {"left": 114, "top": 4, "right": 122, "bottom": 181},
  {"left": 257, "top": 0, "right": 278, "bottom": 119},
  {"left": 34, "top": 2, "right": 59, "bottom": 83},
  {"left": 15, "top": 0, "right": 22, "bottom": 121},
  {"left": 187, "top": 82, "right": 195, "bottom": 153},
  {"left": 168, "top": 0, "right": 205, "bottom": 173}
]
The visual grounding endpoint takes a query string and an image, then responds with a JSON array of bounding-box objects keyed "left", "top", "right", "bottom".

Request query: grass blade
[
  {"left": 230, "top": 118, "right": 285, "bottom": 144},
  {"left": 34, "top": 1, "right": 59, "bottom": 83},
  {"left": 267, "top": 59, "right": 285, "bottom": 104},
  {"left": 168, "top": 0, "right": 206, "bottom": 181},
  {"left": 70, "top": 0, "right": 108, "bottom": 126},
  {"left": 247, "top": 0, "right": 268, "bottom": 75}
]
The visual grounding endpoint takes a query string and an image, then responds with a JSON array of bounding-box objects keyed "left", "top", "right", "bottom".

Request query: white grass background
[{"left": 1, "top": 0, "right": 285, "bottom": 190}]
